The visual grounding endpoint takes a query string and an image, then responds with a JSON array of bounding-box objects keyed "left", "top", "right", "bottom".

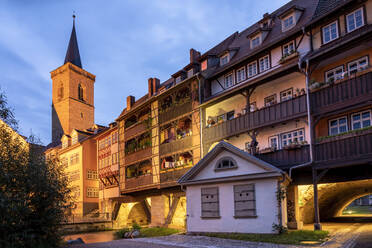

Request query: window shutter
[
  {"left": 234, "top": 184, "right": 256, "bottom": 217},
  {"left": 201, "top": 187, "right": 220, "bottom": 218}
]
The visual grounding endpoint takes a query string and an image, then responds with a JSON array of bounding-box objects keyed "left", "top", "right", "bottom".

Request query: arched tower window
[{"left": 78, "top": 83, "right": 84, "bottom": 101}]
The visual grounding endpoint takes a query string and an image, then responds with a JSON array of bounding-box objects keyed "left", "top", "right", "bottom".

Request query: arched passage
[{"left": 299, "top": 179, "right": 372, "bottom": 224}]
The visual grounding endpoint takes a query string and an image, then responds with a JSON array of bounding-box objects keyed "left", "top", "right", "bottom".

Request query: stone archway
[
  {"left": 299, "top": 179, "right": 372, "bottom": 224},
  {"left": 114, "top": 201, "right": 150, "bottom": 229}
]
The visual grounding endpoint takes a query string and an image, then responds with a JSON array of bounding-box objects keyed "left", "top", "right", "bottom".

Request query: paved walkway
[{"left": 66, "top": 223, "right": 372, "bottom": 248}]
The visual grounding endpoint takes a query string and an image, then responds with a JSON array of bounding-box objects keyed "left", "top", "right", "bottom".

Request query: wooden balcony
[
  {"left": 159, "top": 101, "right": 192, "bottom": 124},
  {"left": 257, "top": 145, "right": 310, "bottom": 170},
  {"left": 203, "top": 95, "right": 307, "bottom": 143},
  {"left": 160, "top": 167, "right": 192, "bottom": 185},
  {"left": 159, "top": 136, "right": 192, "bottom": 155},
  {"left": 314, "top": 128, "right": 372, "bottom": 168},
  {"left": 311, "top": 71, "right": 372, "bottom": 116},
  {"left": 125, "top": 122, "right": 147, "bottom": 141},
  {"left": 124, "top": 147, "right": 152, "bottom": 165},
  {"left": 125, "top": 174, "right": 153, "bottom": 190}
]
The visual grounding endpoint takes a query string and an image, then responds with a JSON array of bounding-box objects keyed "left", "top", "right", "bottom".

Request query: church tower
[{"left": 51, "top": 16, "right": 95, "bottom": 143}]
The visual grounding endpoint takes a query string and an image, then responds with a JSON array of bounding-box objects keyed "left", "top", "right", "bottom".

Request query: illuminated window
[
  {"left": 329, "top": 116, "right": 348, "bottom": 135},
  {"left": 322, "top": 21, "right": 338, "bottom": 44},
  {"left": 346, "top": 8, "right": 364, "bottom": 33},
  {"left": 351, "top": 110, "right": 371, "bottom": 130},
  {"left": 201, "top": 60, "right": 207, "bottom": 71}
]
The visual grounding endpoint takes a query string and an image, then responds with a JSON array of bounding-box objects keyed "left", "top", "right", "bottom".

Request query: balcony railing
[
  {"left": 314, "top": 128, "right": 372, "bottom": 167},
  {"left": 159, "top": 136, "right": 192, "bottom": 155},
  {"left": 257, "top": 145, "right": 310, "bottom": 170},
  {"left": 124, "top": 147, "right": 152, "bottom": 165},
  {"left": 311, "top": 71, "right": 372, "bottom": 115},
  {"left": 160, "top": 167, "right": 192, "bottom": 184},
  {"left": 203, "top": 95, "right": 307, "bottom": 143},
  {"left": 125, "top": 122, "right": 147, "bottom": 141},
  {"left": 125, "top": 174, "right": 153, "bottom": 190},
  {"left": 159, "top": 101, "right": 192, "bottom": 123}
]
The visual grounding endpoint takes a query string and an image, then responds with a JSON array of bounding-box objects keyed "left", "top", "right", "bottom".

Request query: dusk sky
[{"left": 0, "top": 0, "right": 289, "bottom": 145}]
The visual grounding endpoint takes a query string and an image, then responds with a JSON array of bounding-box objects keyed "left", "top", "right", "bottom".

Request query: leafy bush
[{"left": 114, "top": 228, "right": 130, "bottom": 239}]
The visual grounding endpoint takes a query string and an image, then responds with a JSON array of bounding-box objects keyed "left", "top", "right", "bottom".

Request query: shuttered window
[
  {"left": 234, "top": 184, "right": 256, "bottom": 218},
  {"left": 201, "top": 187, "right": 220, "bottom": 218}
]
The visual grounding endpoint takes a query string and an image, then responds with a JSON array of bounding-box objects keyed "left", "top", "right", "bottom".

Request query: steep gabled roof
[
  {"left": 64, "top": 16, "right": 82, "bottom": 68},
  {"left": 178, "top": 141, "right": 285, "bottom": 185}
]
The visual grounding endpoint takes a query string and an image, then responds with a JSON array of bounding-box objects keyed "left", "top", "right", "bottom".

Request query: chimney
[
  {"left": 148, "top": 78, "right": 154, "bottom": 97},
  {"left": 127, "top": 95, "right": 135, "bottom": 111},
  {"left": 190, "top": 48, "right": 201, "bottom": 64},
  {"left": 152, "top": 78, "right": 160, "bottom": 95}
]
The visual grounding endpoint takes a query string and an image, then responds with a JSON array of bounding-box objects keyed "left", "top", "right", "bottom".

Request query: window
[
  {"left": 281, "top": 129, "right": 305, "bottom": 147},
  {"left": 329, "top": 116, "right": 348, "bottom": 135},
  {"left": 187, "top": 69, "right": 193, "bottom": 78},
  {"left": 351, "top": 110, "right": 371, "bottom": 130},
  {"left": 78, "top": 84, "right": 84, "bottom": 101},
  {"left": 72, "top": 135, "right": 78, "bottom": 145},
  {"left": 70, "top": 153, "right": 79, "bottom": 165},
  {"left": 264, "top": 94, "right": 277, "bottom": 107},
  {"left": 234, "top": 184, "right": 256, "bottom": 217},
  {"left": 325, "top": 66, "right": 344, "bottom": 82},
  {"left": 201, "top": 187, "right": 220, "bottom": 218},
  {"left": 283, "top": 15, "right": 295, "bottom": 30},
  {"left": 346, "top": 8, "right": 364, "bottom": 32},
  {"left": 112, "top": 152, "right": 119, "bottom": 164},
  {"left": 280, "top": 88, "right": 293, "bottom": 101},
  {"left": 87, "top": 187, "right": 99, "bottom": 198},
  {"left": 269, "top": 136, "right": 278, "bottom": 149},
  {"left": 217, "top": 114, "right": 225, "bottom": 123},
  {"left": 112, "top": 132, "right": 118, "bottom": 144},
  {"left": 251, "top": 35, "right": 261, "bottom": 49},
  {"left": 61, "top": 157, "right": 68, "bottom": 167},
  {"left": 58, "top": 83, "right": 64, "bottom": 99},
  {"left": 220, "top": 54, "right": 229, "bottom": 66},
  {"left": 348, "top": 56, "right": 369, "bottom": 75},
  {"left": 236, "top": 67, "right": 246, "bottom": 82},
  {"left": 62, "top": 140, "right": 68, "bottom": 149},
  {"left": 226, "top": 111, "right": 235, "bottom": 121},
  {"left": 175, "top": 76, "right": 182, "bottom": 84},
  {"left": 216, "top": 157, "right": 237, "bottom": 170},
  {"left": 322, "top": 21, "right": 338, "bottom": 44},
  {"left": 259, "top": 55, "right": 270, "bottom": 72},
  {"left": 87, "top": 170, "right": 98, "bottom": 180},
  {"left": 201, "top": 60, "right": 207, "bottom": 71},
  {"left": 224, "top": 73, "right": 234, "bottom": 88},
  {"left": 283, "top": 41, "right": 295, "bottom": 56},
  {"left": 248, "top": 61, "right": 258, "bottom": 77}
]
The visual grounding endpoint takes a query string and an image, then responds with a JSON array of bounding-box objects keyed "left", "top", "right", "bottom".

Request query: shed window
[
  {"left": 201, "top": 187, "right": 220, "bottom": 218},
  {"left": 234, "top": 184, "right": 256, "bottom": 217},
  {"left": 216, "top": 157, "right": 237, "bottom": 170}
]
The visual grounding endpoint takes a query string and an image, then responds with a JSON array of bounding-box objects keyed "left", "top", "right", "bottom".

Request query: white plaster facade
[{"left": 179, "top": 142, "right": 288, "bottom": 234}]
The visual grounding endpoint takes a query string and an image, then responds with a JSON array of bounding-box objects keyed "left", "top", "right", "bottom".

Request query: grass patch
[
  {"left": 114, "top": 227, "right": 181, "bottom": 239},
  {"left": 202, "top": 230, "right": 329, "bottom": 245},
  {"left": 139, "top": 227, "right": 181, "bottom": 237},
  {"left": 343, "top": 205, "right": 372, "bottom": 215}
]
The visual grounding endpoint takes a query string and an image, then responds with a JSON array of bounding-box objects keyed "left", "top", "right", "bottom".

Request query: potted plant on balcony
[
  {"left": 260, "top": 146, "right": 276, "bottom": 154},
  {"left": 279, "top": 50, "right": 298, "bottom": 64},
  {"left": 283, "top": 141, "right": 301, "bottom": 150}
]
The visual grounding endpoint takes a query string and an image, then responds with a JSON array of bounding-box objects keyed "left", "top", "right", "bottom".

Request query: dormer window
[
  {"left": 72, "top": 135, "right": 78, "bottom": 145},
  {"left": 62, "top": 140, "right": 68, "bottom": 149},
  {"left": 282, "top": 15, "right": 295, "bottom": 31},
  {"left": 251, "top": 35, "right": 261, "bottom": 49},
  {"left": 175, "top": 76, "right": 182, "bottom": 84},
  {"left": 187, "top": 69, "right": 193, "bottom": 78},
  {"left": 215, "top": 157, "right": 237, "bottom": 171},
  {"left": 220, "top": 54, "right": 229, "bottom": 66},
  {"left": 201, "top": 60, "right": 207, "bottom": 71}
]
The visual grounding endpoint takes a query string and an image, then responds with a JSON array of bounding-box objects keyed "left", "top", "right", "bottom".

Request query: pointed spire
[{"left": 64, "top": 14, "right": 82, "bottom": 68}]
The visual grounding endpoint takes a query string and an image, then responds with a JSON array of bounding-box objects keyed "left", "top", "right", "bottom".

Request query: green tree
[{"left": 0, "top": 89, "right": 70, "bottom": 248}]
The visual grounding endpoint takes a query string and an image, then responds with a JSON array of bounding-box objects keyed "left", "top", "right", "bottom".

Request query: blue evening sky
[{"left": 0, "top": 0, "right": 289, "bottom": 145}]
